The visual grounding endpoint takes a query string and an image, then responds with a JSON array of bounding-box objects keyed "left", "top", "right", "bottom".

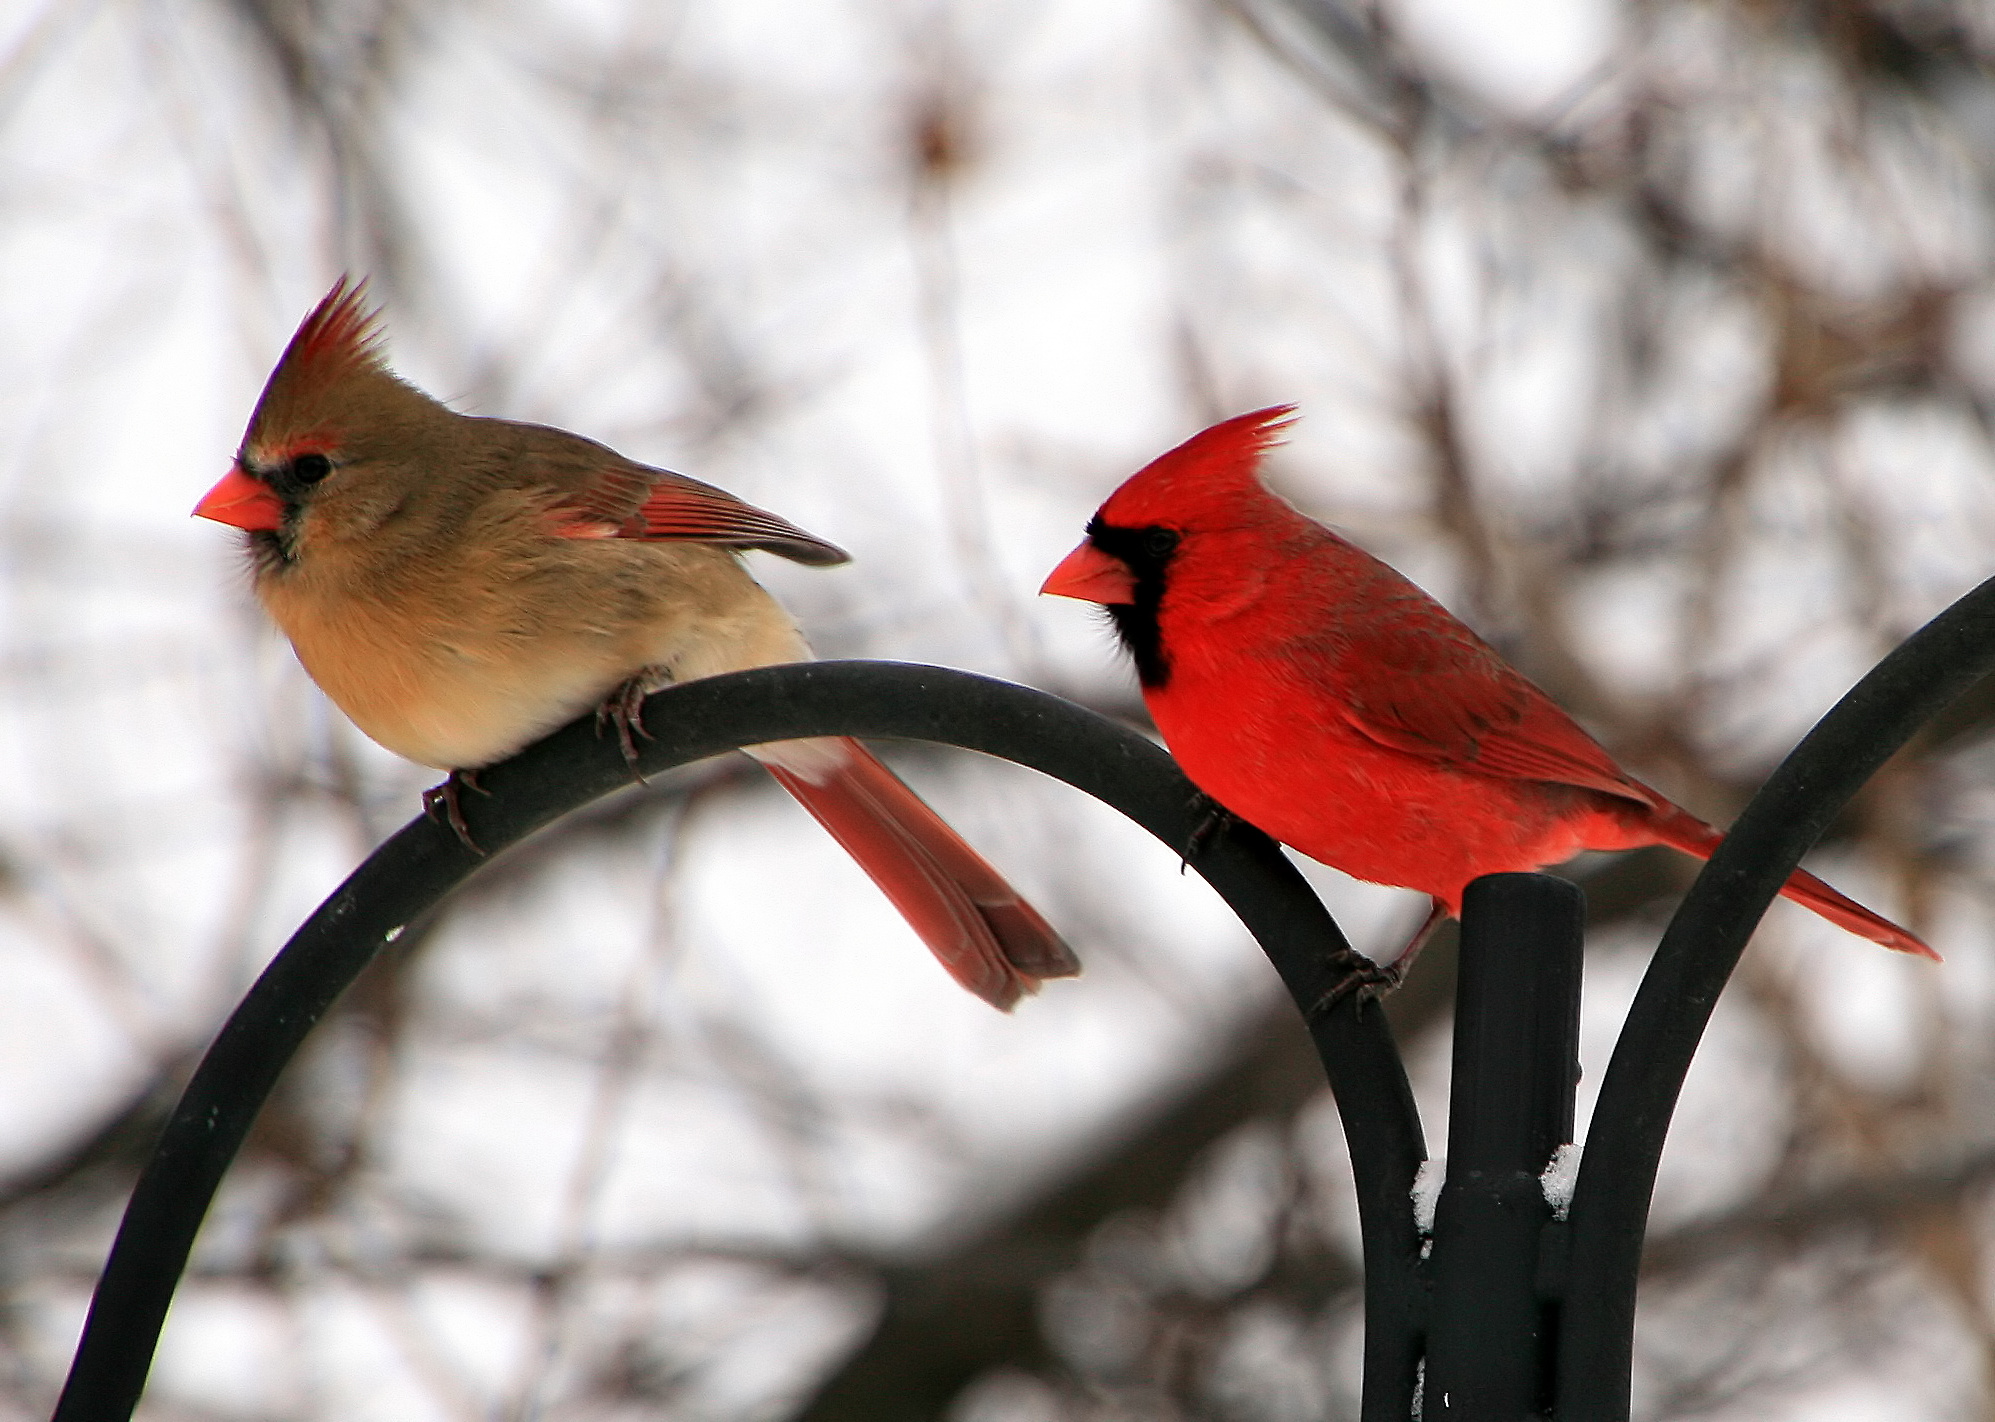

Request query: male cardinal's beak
[
  {"left": 1041, "top": 541, "right": 1136, "bottom": 605},
  {"left": 194, "top": 467, "right": 285, "bottom": 532}
]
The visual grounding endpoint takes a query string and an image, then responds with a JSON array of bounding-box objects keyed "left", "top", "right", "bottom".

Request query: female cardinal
[
  {"left": 1042, "top": 406, "right": 1936, "bottom": 972},
  {"left": 195, "top": 278, "right": 1076, "bottom": 1010}
]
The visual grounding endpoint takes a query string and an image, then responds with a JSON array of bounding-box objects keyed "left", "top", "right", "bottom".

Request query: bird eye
[
  {"left": 290, "top": 453, "right": 333, "bottom": 485},
  {"left": 1143, "top": 527, "right": 1179, "bottom": 558}
]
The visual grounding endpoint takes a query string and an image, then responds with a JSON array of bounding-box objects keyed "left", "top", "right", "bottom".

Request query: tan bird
[{"left": 195, "top": 279, "right": 1077, "bottom": 1010}]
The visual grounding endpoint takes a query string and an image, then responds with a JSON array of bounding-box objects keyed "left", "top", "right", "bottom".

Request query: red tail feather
[
  {"left": 763, "top": 739, "right": 1080, "bottom": 1009},
  {"left": 1647, "top": 809, "right": 1937, "bottom": 960}
]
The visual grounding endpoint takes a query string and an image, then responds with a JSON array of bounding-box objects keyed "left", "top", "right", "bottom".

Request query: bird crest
[
  {"left": 1098, "top": 404, "right": 1296, "bottom": 527},
  {"left": 241, "top": 277, "right": 395, "bottom": 455}
]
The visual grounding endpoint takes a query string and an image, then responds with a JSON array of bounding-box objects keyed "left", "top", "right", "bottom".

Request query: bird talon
[
  {"left": 1309, "top": 949, "right": 1401, "bottom": 1017},
  {"left": 1180, "top": 793, "right": 1238, "bottom": 874},
  {"left": 594, "top": 678, "right": 654, "bottom": 782},
  {"left": 423, "top": 769, "right": 489, "bottom": 855}
]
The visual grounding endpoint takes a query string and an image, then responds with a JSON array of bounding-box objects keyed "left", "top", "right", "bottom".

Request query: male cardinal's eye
[
  {"left": 1143, "top": 527, "right": 1179, "bottom": 558},
  {"left": 291, "top": 453, "right": 333, "bottom": 485}
]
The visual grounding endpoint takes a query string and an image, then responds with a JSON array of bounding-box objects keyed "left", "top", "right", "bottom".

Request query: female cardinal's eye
[
  {"left": 291, "top": 453, "right": 333, "bottom": 485},
  {"left": 1143, "top": 527, "right": 1179, "bottom": 558}
]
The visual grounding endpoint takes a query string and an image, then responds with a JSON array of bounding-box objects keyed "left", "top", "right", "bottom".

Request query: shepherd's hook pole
[{"left": 1425, "top": 873, "right": 1584, "bottom": 1420}]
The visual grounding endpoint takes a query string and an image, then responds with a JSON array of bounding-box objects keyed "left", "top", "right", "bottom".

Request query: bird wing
[
  {"left": 1329, "top": 621, "right": 1663, "bottom": 810},
  {"left": 625, "top": 468, "right": 849, "bottom": 566},
  {"left": 514, "top": 422, "right": 850, "bottom": 566}
]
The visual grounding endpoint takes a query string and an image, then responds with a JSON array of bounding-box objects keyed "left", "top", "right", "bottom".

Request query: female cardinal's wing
[
  {"left": 510, "top": 421, "right": 850, "bottom": 566},
  {"left": 1329, "top": 621, "right": 1663, "bottom": 810}
]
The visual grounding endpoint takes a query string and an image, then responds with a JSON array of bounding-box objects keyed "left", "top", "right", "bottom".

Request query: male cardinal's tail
[
  {"left": 1647, "top": 809, "right": 1939, "bottom": 960},
  {"left": 752, "top": 737, "right": 1080, "bottom": 1010}
]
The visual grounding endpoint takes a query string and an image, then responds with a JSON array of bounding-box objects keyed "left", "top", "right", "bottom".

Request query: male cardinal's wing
[
  {"left": 519, "top": 425, "right": 850, "bottom": 566},
  {"left": 1328, "top": 621, "right": 1663, "bottom": 810},
  {"left": 760, "top": 738, "right": 1081, "bottom": 1010}
]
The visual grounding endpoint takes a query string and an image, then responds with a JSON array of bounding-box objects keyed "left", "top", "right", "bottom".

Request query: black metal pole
[{"left": 1425, "top": 873, "right": 1583, "bottom": 1421}]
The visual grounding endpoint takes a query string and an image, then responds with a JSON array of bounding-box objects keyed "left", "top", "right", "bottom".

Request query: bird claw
[
  {"left": 594, "top": 677, "right": 653, "bottom": 782},
  {"left": 1309, "top": 947, "right": 1402, "bottom": 1017},
  {"left": 423, "top": 769, "right": 490, "bottom": 855},
  {"left": 1180, "top": 792, "right": 1238, "bottom": 873},
  {"left": 1309, "top": 900, "right": 1443, "bottom": 1016}
]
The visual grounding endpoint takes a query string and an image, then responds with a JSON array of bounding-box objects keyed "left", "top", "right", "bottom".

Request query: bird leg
[
  {"left": 1181, "top": 791, "right": 1240, "bottom": 872},
  {"left": 422, "top": 769, "right": 490, "bottom": 854},
  {"left": 1309, "top": 898, "right": 1449, "bottom": 1016},
  {"left": 1390, "top": 897, "right": 1451, "bottom": 979},
  {"left": 594, "top": 675, "right": 654, "bottom": 781}
]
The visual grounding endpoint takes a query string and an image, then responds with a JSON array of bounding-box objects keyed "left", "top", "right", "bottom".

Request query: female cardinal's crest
[
  {"left": 243, "top": 277, "right": 394, "bottom": 447},
  {"left": 1098, "top": 405, "right": 1296, "bottom": 526},
  {"left": 269, "top": 278, "right": 386, "bottom": 396}
]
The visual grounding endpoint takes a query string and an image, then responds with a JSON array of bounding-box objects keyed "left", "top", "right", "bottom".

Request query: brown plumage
[{"left": 196, "top": 278, "right": 1077, "bottom": 1010}]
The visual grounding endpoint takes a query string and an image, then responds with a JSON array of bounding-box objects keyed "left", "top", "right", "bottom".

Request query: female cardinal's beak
[
  {"left": 194, "top": 467, "right": 285, "bottom": 532},
  {"left": 1041, "top": 541, "right": 1137, "bottom": 605}
]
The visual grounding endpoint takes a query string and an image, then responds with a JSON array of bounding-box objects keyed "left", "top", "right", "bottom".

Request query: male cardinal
[
  {"left": 1042, "top": 406, "right": 1935, "bottom": 973},
  {"left": 194, "top": 278, "right": 1076, "bottom": 1011}
]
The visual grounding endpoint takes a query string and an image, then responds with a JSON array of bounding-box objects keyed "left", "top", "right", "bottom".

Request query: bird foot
[
  {"left": 1309, "top": 899, "right": 1446, "bottom": 1016},
  {"left": 423, "top": 769, "right": 490, "bottom": 855},
  {"left": 1309, "top": 947, "right": 1402, "bottom": 1017},
  {"left": 1180, "top": 792, "right": 1239, "bottom": 873},
  {"left": 594, "top": 677, "right": 654, "bottom": 781}
]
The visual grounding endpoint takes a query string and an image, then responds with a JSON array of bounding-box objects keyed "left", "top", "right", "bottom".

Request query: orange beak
[
  {"left": 1041, "top": 539, "right": 1136, "bottom": 605},
  {"left": 194, "top": 466, "right": 285, "bottom": 532}
]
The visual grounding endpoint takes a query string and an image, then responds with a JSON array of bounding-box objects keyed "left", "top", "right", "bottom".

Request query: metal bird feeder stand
[{"left": 48, "top": 571, "right": 1995, "bottom": 1422}]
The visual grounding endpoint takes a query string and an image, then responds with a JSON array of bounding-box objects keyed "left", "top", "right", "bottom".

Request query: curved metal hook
[
  {"left": 1558, "top": 572, "right": 1995, "bottom": 1420},
  {"left": 53, "top": 662, "right": 1427, "bottom": 1422}
]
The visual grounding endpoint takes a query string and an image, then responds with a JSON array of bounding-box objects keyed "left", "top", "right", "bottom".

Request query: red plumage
[{"left": 1044, "top": 408, "right": 1935, "bottom": 964}]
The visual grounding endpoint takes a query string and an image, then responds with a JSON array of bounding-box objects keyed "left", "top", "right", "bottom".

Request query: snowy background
[{"left": 4, "top": 0, "right": 1995, "bottom": 1418}]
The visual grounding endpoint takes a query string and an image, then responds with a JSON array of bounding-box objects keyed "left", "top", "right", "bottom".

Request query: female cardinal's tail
[
  {"left": 754, "top": 737, "right": 1081, "bottom": 1009},
  {"left": 1646, "top": 808, "right": 1938, "bottom": 960}
]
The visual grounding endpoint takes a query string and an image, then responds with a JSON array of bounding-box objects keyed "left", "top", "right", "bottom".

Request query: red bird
[
  {"left": 194, "top": 279, "right": 1076, "bottom": 1010},
  {"left": 1042, "top": 407, "right": 1936, "bottom": 971}
]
